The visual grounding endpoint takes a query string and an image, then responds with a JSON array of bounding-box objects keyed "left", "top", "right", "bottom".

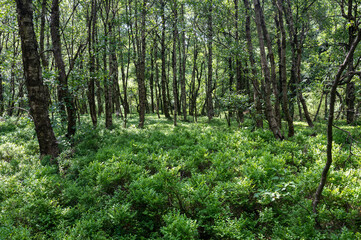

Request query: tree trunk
[
  {"left": 87, "top": 0, "right": 97, "bottom": 127},
  {"left": 207, "top": 0, "right": 214, "bottom": 122},
  {"left": 243, "top": 0, "right": 263, "bottom": 128},
  {"left": 253, "top": 0, "right": 283, "bottom": 140},
  {"left": 234, "top": 0, "right": 244, "bottom": 123},
  {"left": 161, "top": 0, "right": 171, "bottom": 119},
  {"left": 172, "top": 0, "right": 178, "bottom": 126},
  {"left": 155, "top": 44, "right": 161, "bottom": 119},
  {"left": 258, "top": 0, "right": 281, "bottom": 126},
  {"left": 180, "top": 4, "right": 187, "bottom": 121},
  {"left": 275, "top": 0, "right": 294, "bottom": 137},
  {"left": 15, "top": 0, "right": 59, "bottom": 159},
  {"left": 150, "top": 38, "right": 155, "bottom": 113},
  {"left": 39, "top": 0, "right": 49, "bottom": 68},
  {"left": 50, "top": 0, "right": 76, "bottom": 138},
  {"left": 136, "top": 0, "right": 147, "bottom": 128},
  {"left": 313, "top": 28, "right": 361, "bottom": 215},
  {"left": 346, "top": 82, "right": 355, "bottom": 123},
  {"left": 102, "top": 2, "right": 112, "bottom": 129},
  {"left": 109, "top": 22, "right": 122, "bottom": 119},
  {"left": 284, "top": 0, "right": 313, "bottom": 128}
]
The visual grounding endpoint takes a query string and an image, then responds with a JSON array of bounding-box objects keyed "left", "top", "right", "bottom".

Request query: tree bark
[
  {"left": 0, "top": 33, "right": 4, "bottom": 115},
  {"left": 172, "top": 0, "right": 178, "bottom": 126},
  {"left": 50, "top": 0, "right": 77, "bottom": 138},
  {"left": 284, "top": 0, "right": 313, "bottom": 128},
  {"left": 161, "top": 0, "right": 171, "bottom": 119},
  {"left": 15, "top": 0, "right": 59, "bottom": 159},
  {"left": 109, "top": 21, "right": 122, "bottom": 119},
  {"left": 275, "top": 0, "right": 294, "bottom": 137},
  {"left": 135, "top": 0, "right": 147, "bottom": 128},
  {"left": 234, "top": 0, "right": 244, "bottom": 123},
  {"left": 207, "top": 0, "right": 214, "bottom": 122},
  {"left": 258, "top": 0, "right": 281, "bottom": 126},
  {"left": 253, "top": 0, "right": 283, "bottom": 140},
  {"left": 150, "top": 38, "right": 156, "bottom": 113},
  {"left": 39, "top": 0, "right": 49, "bottom": 69},
  {"left": 180, "top": 4, "right": 187, "bottom": 121},
  {"left": 243, "top": 0, "right": 263, "bottom": 128},
  {"left": 87, "top": 0, "right": 97, "bottom": 127}
]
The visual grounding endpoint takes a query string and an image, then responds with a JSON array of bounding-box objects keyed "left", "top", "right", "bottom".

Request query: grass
[{"left": 0, "top": 114, "right": 360, "bottom": 239}]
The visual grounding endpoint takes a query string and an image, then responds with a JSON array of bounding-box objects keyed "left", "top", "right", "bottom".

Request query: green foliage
[{"left": 0, "top": 116, "right": 360, "bottom": 239}]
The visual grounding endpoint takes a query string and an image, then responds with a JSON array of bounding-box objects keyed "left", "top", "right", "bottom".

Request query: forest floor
[{"left": 0, "top": 115, "right": 361, "bottom": 239}]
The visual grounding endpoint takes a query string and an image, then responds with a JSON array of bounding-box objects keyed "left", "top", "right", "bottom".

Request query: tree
[
  {"left": 15, "top": 0, "right": 59, "bottom": 159},
  {"left": 274, "top": 0, "right": 294, "bottom": 137},
  {"left": 253, "top": 0, "right": 283, "bottom": 140},
  {"left": 172, "top": 0, "right": 178, "bottom": 126},
  {"left": 206, "top": 0, "right": 214, "bottom": 122},
  {"left": 313, "top": 27, "right": 361, "bottom": 216},
  {"left": 87, "top": 0, "right": 98, "bottom": 127},
  {"left": 50, "top": 0, "right": 77, "bottom": 138},
  {"left": 161, "top": 0, "right": 171, "bottom": 119}
]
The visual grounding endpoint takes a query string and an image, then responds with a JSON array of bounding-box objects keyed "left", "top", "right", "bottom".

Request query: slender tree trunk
[
  {"left": 207, "top": 0, "right": 214, "bottom": 122},
  {"left": 0, "top": 32, "right": 3, "bottom": 115},
  {"left": 345, "top": 0, "right": 356, "bottom": 124},
  {"left": 15, "top": 0, "right": 59, "bottom": 159},
  {"left": 0, "top": 68, "right": 3, "bottom": 115},
  {"left": 172, "top": 0, "right": 178, "bottom": 126},
  {"left": 275, "top": 0, "right": 294, "bottom": 137},
  {"left": 39, "top": 0, "right": 49, "bottom": 68},
  {"left": 161, "top": 0, "right": 170, "bottom": 119},
  {"left": 109, "top": 21, "right": 122, "bottom": 119},
  {"left": 150, "top": 38, "right": 155, "bottom": 113},
  {"left": 120, "top": 45, "right": 130, "bottom": 115},
  {"left": 87, "top": 0, "right": 97, "bottom": 127},
  {"left": 136, "top": 0, "right": 147, "bottom": 128},
  {"left": 346, "top": 82, "right": 355, "bottom": 123},
  {"left": 284, "top": 0, "right": 313, "bottom": 127},
  {"left": 8, "top": 38, "right": 17, "bottom": 116},
  {"left": 234, "top": 0, "right": 244, "bottom": 123},
  {"left": 253, "top": 0, "right": 283, "bottom": 140},
  {"left": 155, "top": 44, "right": 161, "bottom": 119},
  {"left": 297, "top": 47, "right": 314, "bottom": 127},
  {"left": 258, "top": 0, "right": 281, "bottom": 126},
  {"left": 50, "top": 0, "right": 76, "bottom": 138},
  {"left": 190, "top": 42, "right": 198, "bottom": 116},
  {"left": 102, "top": 2, "right": 113, "bottom": 129},
  {"left": 313, "top": 29, "right": 361, "bottom": 215},
  {"left": 180, "top": 4, "right": 187, "bottom": 121},
  {"left": 243, "top": 0, "right": 263, "bottom": 128}
]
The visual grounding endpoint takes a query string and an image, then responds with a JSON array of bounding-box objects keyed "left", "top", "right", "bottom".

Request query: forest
[{"left": 0, "top": 0, "right": 361, "bottom": 239}]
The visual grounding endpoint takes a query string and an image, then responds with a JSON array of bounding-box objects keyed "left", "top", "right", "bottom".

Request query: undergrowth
[{"left": 0, "top": 115, "right": 360, "bottom": 239}]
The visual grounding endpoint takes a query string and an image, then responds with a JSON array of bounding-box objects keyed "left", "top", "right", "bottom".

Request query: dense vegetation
[
  {"left": 1, "top": 0, "right": 361, "bottom": 238},
  {"left": 1, "top": 115, "right": 360, "bottom": 239}
]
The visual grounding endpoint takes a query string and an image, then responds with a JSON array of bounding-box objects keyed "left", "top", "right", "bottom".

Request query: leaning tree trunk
[
  {"left": 313, "top": 28, "right": 361, "bottom": 215},
  {"left": 15, "top": 0, "right": 59, "bottom": 160},
  {"left": 50, "top": 0, "right": 77, "bottom": 138}
]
